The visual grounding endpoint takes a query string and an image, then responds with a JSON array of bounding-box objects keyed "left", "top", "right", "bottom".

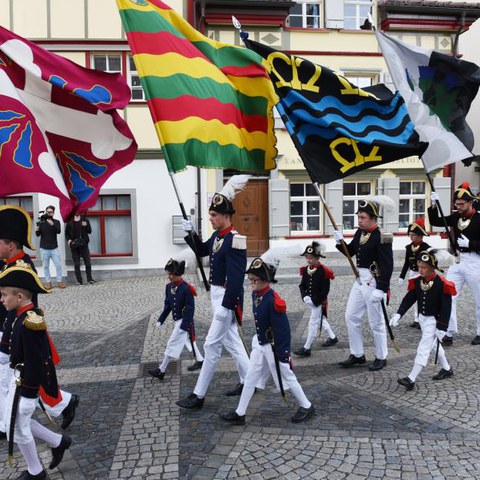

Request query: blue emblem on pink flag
[{"left": 0, "top": 25, "right": 137, "bottom": 219}]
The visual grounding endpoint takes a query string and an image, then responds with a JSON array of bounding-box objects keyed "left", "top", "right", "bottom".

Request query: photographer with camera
[
  {"left": 65, "top": 212, "right": 96, "bottom": 285},
  {"left": 35, "top": 205, "right": 65, "bottom": 289}
]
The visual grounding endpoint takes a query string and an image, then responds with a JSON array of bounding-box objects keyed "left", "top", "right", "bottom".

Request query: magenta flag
[{"left": 0, "top": 26, "right": 137, "bottom": 220}]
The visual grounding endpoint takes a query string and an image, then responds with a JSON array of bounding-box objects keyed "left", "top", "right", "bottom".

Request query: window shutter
[
  {"left": 269, "top": 179, "right": 290, "bottom": 238},
  {"left": 324, "top": 179, "right": 343, "bottom": 234},
  {"left": 325, "top": 0, "right": 344, "bottom": 29},
  {"left": 378, "top": 177, "right": 399, "bottom": 233}
]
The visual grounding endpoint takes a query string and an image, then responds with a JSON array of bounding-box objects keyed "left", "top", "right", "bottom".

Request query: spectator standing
[{"left": 35, "top": 205, "right": 65, "bottom": 289}]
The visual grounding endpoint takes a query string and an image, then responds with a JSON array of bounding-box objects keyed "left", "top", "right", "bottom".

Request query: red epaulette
[
  {"left": 187, "top": 283, "right": 197, "bottom": 297},
  {"left": 323, "top": 265, "right": 335, "bottom": 280},
  {"left": 299, "top": 266, "right": 306, "bottom": 276},
  {"left": 407, "top": 278, "right": 416, "bottom": 291},
  {"left": 439, "top": 276, "right": 457, "bottom": 296},
  {"left": 273, "top": 292, "right": 287, "bottom": 313}
]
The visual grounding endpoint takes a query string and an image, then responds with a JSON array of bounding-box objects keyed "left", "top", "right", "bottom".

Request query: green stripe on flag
[
  {"left": 119, "top": 8, "right": 183, "bottom": 36},
  {"left": 191, "top": 41, "right": 266, "bottom": 69},
  {"left": 142, "top": 75, "right": 269, "bottom": 116}
]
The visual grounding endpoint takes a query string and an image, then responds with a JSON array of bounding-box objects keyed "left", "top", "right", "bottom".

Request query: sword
[
  {"left": 234, "top": 305, "right": 250, "bottom": 357},
  {"left": 318, "top": 303, "right": 324, "bottom": 339},
  {"left": 266, "top": 328, "right": 287, "bottom": 403},
  {"left": 188, "top": 323, "right": 199, "bottom": 361},
  {"left": 8, "top": 363, "right": 24, "bottom": 465},
  {"left": 381, "top": 298, "right": 400, "bottom": 353},
  {"left": 38, "top": 398, "right": 55, "bottom": 425},
  {"left": 433, "top": 338, "right": 440, "bottom": 373}
]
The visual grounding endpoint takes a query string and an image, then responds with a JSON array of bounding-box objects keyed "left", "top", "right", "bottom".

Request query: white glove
[
  {"left": 457, "top": 234, "right": 469, "bottom": 248},
  {"left": 430, "top": 191, "right": 440, "bottom": 203},
  {"left": 303, "top": 296, "right": 313, "bottom": 306},
  {"left": 181, "top": 219, "right": 193, "bottom": 232},
  {"left": 389, "top": 313, "right": 401, "bottom": 327},
  {"left": 216, "top": 305, "right": 232, "bottom": 322},
  {"left": 155, "top": 320, "right": 163, "bottom": 330},
  {"left": 435, "top": 329, "right": 446, "bottom": 342},
  {"left": 370, "top": 289, "right": 385, "bottom": 303},
  {"left": 0, "top": 352, "right": 9, "bottom": 365},
  {"left": 398, "top": 277, "right": 404, "bottom": 286},
  {"left": 333, "top": 230, "right": 344, "bottom": 244}
]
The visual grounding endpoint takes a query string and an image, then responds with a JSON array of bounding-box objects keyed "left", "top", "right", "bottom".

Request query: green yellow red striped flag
[{"left": 116, "top": 0, "right": 278, "bottom": 173}]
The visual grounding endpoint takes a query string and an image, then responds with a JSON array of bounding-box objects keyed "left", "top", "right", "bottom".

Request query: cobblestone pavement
[{"left": 1, "top": 266, "right": 480, "bottom": 480}]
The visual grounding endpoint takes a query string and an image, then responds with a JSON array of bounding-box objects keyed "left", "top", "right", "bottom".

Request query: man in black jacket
[{"left": 35, "top": 205, "right": 65, "bottom": 289}]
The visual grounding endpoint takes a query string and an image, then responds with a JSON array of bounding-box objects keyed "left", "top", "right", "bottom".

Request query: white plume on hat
[
  {"left": 428, "top": 248, "right": 455, "bottom": 268},
  {"left": 219, "top": 175, "right": 251, "bottom": 201},
  {"left": 260, "top": 244, "right": 304, "bottom": 270},
  {"left": 364, "top": 195, "right": 395, "bottom": 213}
]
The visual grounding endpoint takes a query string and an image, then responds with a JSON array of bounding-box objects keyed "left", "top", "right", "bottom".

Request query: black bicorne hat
[
  {"left": 165, "top": 258, "right": 185, "bottom": 276},
  {"left": 246, "top": 257, "right": 277, "bottom": 283},
  {"left": 0, "top": 205, "right": 35, "bottom": 250},
  {"left": 418, "top": 249, "right": 443, "bottom": 273},
  {"left": 209, "top": 193, "right": 235, "bottom": 215},
  {"left": 301, "top": 241, "right": 326, "bottom": 258},
  {"left": 407, "top": 217, "right": 429, "bottom": 236},
  {"left": 453, "top": 182, "right": 477, "bottom": 201},
  {"left": 0, "top": 266, "right": 50, "bottom": 293},
  {"left": 356, "top": 200, "right": 381, "bottom": 218}
]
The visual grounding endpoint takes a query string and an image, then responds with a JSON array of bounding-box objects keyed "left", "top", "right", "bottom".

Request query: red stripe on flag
[
  {"left": 149, "top": 96, "right": 268, "bottom": 132},
  {"left": 221, "top": 65, "right": 270, "bottom": 79}
]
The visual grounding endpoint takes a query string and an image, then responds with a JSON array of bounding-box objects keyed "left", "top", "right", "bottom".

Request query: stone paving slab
[{"left": 0, "top": 271, "right": 479, "bottom": 479}]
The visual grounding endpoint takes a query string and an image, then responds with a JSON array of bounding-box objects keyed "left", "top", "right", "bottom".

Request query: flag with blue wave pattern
[{"left": 243, "top": 38, "right": 427, "bottom": 184}]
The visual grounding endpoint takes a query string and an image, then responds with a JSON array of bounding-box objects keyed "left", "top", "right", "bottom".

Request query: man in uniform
[
  {"left": 334, "top": 196, "right": 394, "bottom": 371},
  {"left": 429, "top": 182, "right": 480, "bottom": 345},
  {"left": 176, "top": 175, "right": 250, "bottom": 409}
]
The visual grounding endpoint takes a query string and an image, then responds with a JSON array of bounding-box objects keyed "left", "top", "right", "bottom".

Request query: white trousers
[
  {"left": 345, "top": 268, "right": 388, "bottom": 360},
  {"left": 161, "top": 319, "right": 204, "bottom": 362},
  {"left": 193, "top": 286, "right": 249, "bottom": 398},
  {"left": 414, "top": 314, "right": 449, "bottom": 369},
  {"left": 446, "top": 253, "right": 480, "bottom": 336},
  {"left": 304, "top": 304, "right": 335, "bottom": 350},
  {"left": 407, "top": 270, "right": 420, "bottom": 322}
]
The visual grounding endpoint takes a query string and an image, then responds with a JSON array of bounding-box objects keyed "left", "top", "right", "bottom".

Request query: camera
[{"left": 36, "top": 211, "right": 49, "bottom": 225}]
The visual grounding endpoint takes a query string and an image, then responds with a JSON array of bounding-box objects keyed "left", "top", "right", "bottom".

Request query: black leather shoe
[
  {"left": 432, "top": 368, "right": 453, "bottom": 381},
  {"left": 294, "top": 347, "right": 311, "bottom": 357},
  {"left": 148, "top": 368, "right": 165, "bottom": 380},
  {"left": 187, "top": 360, "right": 203, "bottom": 371},
  {"left": 16, "top": 470, "right": 47, "bottom": 479},
  {"left": 49, "top": 435, "right": 72, "bottom": 469},
  {"left": 442, "top": 335, "right": 453, "bottom": 346},
  {"left": 61, "top": 394, "right": 79, "bottom": 430},
  {"left": 176, "top": 393, "right": 205, "bottom": 409},
  {"left": 368, "top": 358, "right": 387, "bottom": 371},
  {"left": 224, "top": 383, "right": 244, "bottom": 396},
  {"left": 220, "top": 410, "right": 245, "bottom": 425},
  {"left": 291, "top": 404, "right": 315, "bottom": 423},
  {"left": 0, "top": 430, "right": 6, "bottom": 440},
  {"left": 338, "top": 354, "right": 366, "bottom": 368},
  {"left": 397, "top": 377, "right": 415, "bottom": 391},
  {"left": 471, "top": 335, "right": 480, "bottom": 345},
  {"left": 322, "top": 337, "right": 338, "bottom": 347},
  {"left": 409, "top": 321, "right": 421, "bottom": 329}
]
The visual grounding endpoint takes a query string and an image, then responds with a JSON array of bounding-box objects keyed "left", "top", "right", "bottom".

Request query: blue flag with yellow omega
[{"left": 243, "top": 37, "right": 427, "bottom": 184}]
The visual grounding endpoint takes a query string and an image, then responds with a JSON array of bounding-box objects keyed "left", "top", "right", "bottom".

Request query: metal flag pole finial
[{"left": 232, "top": 16, "right": 242, "bottom": 31}]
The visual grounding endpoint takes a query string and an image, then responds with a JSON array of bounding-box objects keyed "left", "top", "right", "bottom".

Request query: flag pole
[
  {"left": 168, "top": 170, "right": 210, "bottom": 291},
  {"left": 313, "top": 183, "right": 361, "bottom": 284}
]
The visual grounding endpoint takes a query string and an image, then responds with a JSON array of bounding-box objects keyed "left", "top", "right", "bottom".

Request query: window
[
  {"left": 344, "top": 0, "right": 372, "bottom": 30},
  {"left": 399, "top": 181, "right": 426, "bottom": 229},
  {"left": 342, "top": 182, "right": 371, "bottom": 230},
  {"left": 287, "top": 2, "right": 320, "bottom": 29},
  {"left": 88, "top": 195, "right": 133, "bottom": 256},
  {"left": 92, "top": 53, "right": 145, "bottom": 102},
  {"left": 342, "top": 74, "right": 374, "bottom": 89},
  {"left": 290, "top": 183, "right": 320, "bottom": 232}
]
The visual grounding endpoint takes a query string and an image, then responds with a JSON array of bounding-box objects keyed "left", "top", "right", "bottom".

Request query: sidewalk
[{"left": 1, "top": 273, "right": 480, "bottom": 479}]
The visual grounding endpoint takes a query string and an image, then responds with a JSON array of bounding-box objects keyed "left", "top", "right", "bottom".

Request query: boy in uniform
[{"left": 295, "top": 241, "right": 337, "bottom": 357}]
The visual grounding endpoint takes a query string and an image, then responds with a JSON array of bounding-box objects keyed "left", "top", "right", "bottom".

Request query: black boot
[
  {"left": 291, "top": 404, "right": 315, "bottom": 423},
  {"left": 471, "top": 335, "right": 480, "bottom": 345},
  {"left": 148, "top": 368, "right": 165, "bottom": 380},
  {"left": 220, "top": 410, "right": 245, "bottom": 425},
  {"left": 432, "top": 368, "right": 453, "bottom": 381},
  {"left": 397, "top": 377, "right": 415, "bottom": 391},
  {"left": 176, "top": 393, "right": 205, "bottom": 409},
  {"left": 368, "top": 358, "right": 387, "bottom": 371},
  {"left": 294, "top": 347, "right": 311, "bottom": 357},
  {"left": 442, "top": 335, "right": 453, "bottom": 346},
  {"left": 224, "top": 383, "right": 244, "bottom": 396},
  {"left": 16, "top": 471, "right": 47, "bottom": 480},
  {"left": 322, "top": 337, "right": 338, "bottom": 347},
  {"left": 187, "top": 360, "right": 203, "bottom": 371},
  {"left": 61, "top": 394, "right": 79, "bottom": 430},
  {"left": 338, "top": 354, "right": 366, "bottom": 368},
  {"left": 49, "top": 435, "right": 72, "bottom": 469}
]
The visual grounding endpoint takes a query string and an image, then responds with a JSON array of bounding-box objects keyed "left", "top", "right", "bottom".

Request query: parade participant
[
  {"left": 398, "top": 218, "right": 430, "bottom": 329},
  {"left": 334, "top": 196, "right": 394, "bottom": 371},
  {"left": 429, "top": 182, "right": 480, "bottom": 345},
  {"left": 148, "top": 257, "right": 204, "bottom": 380},
  {"left": 0, "top": 206, "right": 79, "bottom": 439},
  {"left": 220, "top": 251, "right": 314, "bottom": 425},
  {"left": 176, "top": 175, "right": 250, "bottom": 409},
  {"left": 0, "top": 266, "right": 71, "bottom": 478},
  {"left": 35, "top": 205, "right": 65, "bottom": 289},
  {"left": 390, "top": 248, "right": 456, "bottom": 391},
  {"left": 294, "top": 241, "right": 337, "bottom": 357}
]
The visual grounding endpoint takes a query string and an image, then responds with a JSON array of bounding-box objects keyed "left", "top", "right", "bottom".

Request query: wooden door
[{"left": 232, "top": 180, "right": 269, "bottom": 257}]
